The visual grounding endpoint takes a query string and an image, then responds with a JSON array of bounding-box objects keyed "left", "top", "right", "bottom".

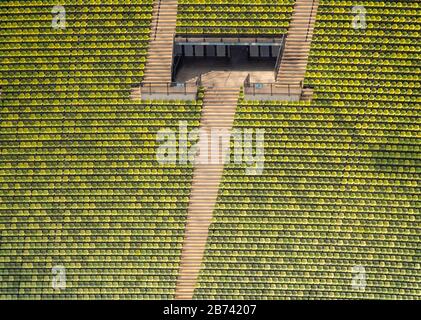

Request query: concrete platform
[{"left": 175, "top": 51, "right": 277, "bottom": 88}]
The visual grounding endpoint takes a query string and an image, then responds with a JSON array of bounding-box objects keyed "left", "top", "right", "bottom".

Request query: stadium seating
[
  {"left": 194, "top": 0, "right": 420, "bottom": 299},
  {"left": 0, "top": 0, "right": 419, "bottom": 300},
  {"left": 177, "top": 0, "right": 295, "bottom": 36},
  {"left": 0, "top": 1, "right": 202, "bottom": 299}
]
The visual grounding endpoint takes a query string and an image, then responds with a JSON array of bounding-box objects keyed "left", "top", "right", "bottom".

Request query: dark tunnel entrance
[{"left": 172, "top": 36, "right": 285, "bottom": 83}]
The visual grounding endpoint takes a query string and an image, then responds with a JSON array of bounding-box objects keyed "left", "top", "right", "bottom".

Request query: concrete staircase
[
  {"left": 136, "top": 0, "right": 321, "bottom": 299},
  {"left": 276, "top": 0, "right": 319, "bottom": 85},
  {"left": 130, "top": 86, "right": 141, "bottom": 100},
  {"left": 143, "top": 0, "right": 178, "bottom": 84},
  {"left": 175, "top": 87, "right": 240, "bottom": 300}
]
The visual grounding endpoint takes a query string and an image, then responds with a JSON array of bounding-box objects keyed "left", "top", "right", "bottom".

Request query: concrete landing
[{"left": 175, "top": 47, "right": 277, "bottom": 87}]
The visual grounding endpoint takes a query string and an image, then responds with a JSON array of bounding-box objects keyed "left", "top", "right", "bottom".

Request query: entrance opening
[{"left": 172, "top": 36, "right": 285, "bottom": 86}]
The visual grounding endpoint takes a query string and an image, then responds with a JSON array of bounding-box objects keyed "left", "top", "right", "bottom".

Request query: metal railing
[
  {"left": 306, "top": 0, "right": 317, "bottom": 42},
  {"left": 177, "top": 27, "right": 285, "bottom": 38},
  {"left": 153, "top": 0, "right": 162, "bottom": 40},
  {"left": 140, "top": 81, "right": 200, "bottom": 98},
  {"left": 171, "top": 54, "right": 182, "bottom": 81},
  {"left": 244, "top": 80, "right": 303, "bottom": 97},
  {"left": 171, "top": 33, "right": 181, "bottom": 82},
  {"left": 244, "top": 74, "right": 251, "bottom": 87},
  {"left": 176, "top": 30, "right": 284, "bottom": 44},
  {"left": 274, "top": 35, "right": 287, "bottom": 78},
  {"left": 196, "top": 73, "right": 202, "bottom": 87}
]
